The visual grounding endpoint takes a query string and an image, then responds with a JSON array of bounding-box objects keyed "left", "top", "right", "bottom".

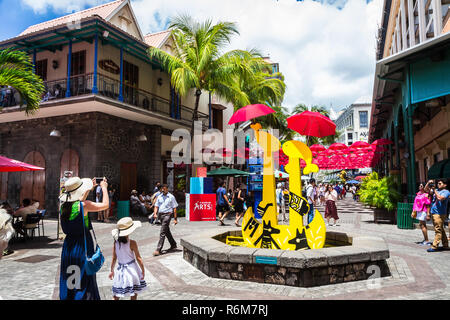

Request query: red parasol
[
  {"left": 228, "top": 104, "right": 275, "bottom": 125},
  {"left": 0, "top": 155, "right": 45, "bottom": 172},
  {"left": 287, "top": 111, "right": 336, "bottom": 138},
  {"left": 310, "top": 144, "right": 326, "bottom": 152},
  {"left": 328, "top": 143, "right": 348, "bottom": 151},
  {"left": 372, "top": 138, "right": 393, "bottom": 146},
  {"left": 350, "top": 141, "right": 370, "bottom": 149}
]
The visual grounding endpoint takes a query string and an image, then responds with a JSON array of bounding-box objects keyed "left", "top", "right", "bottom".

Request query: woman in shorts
[{"left": 412, "top": 182, "right": 432, "bottom": 246}]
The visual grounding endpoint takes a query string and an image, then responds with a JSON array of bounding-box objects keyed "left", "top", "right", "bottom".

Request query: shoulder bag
[{"left": 80, "top": 202, "right": 105, "bottom": 275}]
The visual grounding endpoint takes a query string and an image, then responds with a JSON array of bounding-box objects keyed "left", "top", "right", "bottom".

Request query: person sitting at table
[
  {"left": 12, "top": 198, "right": 39, "bottom": 238},
  {"left": 130, "top": 190, "right": 147, "bottom": 217}
]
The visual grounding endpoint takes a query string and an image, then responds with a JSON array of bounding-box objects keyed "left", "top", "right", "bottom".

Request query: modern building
[
  {"left": 0, "top": 0, "right": 233, "bottom": 213},
  {"left": 335, "top": 96, "right": 372, "bottom": 146},
  {"left": 370, "top": 0, "right": 450, "bottom": 200}
]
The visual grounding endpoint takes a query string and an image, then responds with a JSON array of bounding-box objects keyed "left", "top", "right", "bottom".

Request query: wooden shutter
[{"left": 60, "top": 149, "right": 79, "bottom": 178}]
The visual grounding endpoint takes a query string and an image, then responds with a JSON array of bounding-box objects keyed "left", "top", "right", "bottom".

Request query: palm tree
[
  {"left": 0, "top": 49, "right": 45, "bottom": 114},
  {"left": 148, "top": 15, "right": 259, "bottom": 186}
]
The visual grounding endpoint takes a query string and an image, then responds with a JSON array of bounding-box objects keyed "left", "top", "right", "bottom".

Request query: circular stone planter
[{"left": 181, "top": 229, "right": 391, "bottom": 287}]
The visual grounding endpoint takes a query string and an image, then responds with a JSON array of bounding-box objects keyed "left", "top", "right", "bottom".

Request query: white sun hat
[
  {"left": 59, "top": 177, "right": 94, "bottom": 203},
  {"left": 111, "top": 217, "right": 142, "bottom": 240}
]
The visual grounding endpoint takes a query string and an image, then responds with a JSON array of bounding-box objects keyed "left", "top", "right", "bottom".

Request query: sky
[{"left": 0, "top": 0, "right": 384, "bottom": 112}]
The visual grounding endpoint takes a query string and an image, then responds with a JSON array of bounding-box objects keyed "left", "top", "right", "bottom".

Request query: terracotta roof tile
[
  {"left": 144, "top": 30, "right": 171, "bottom": 48},
  {"left": 19, "top": 0, "right": 124, "bottom": 36}
]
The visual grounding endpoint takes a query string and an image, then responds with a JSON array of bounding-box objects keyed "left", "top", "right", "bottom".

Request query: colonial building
[
  {"left": 370, "top": 0, "right": 450, "bottom": 200},
  {"left": 0, "top": 0, "right": 232, "bottom": 213},
  {"left": 335, "top": 96, "right": 372, "bottom": 146}
]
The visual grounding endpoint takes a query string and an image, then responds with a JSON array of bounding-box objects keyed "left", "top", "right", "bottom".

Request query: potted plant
[{"left": 358, "top": 172, "right": 401, "bottom": 224}]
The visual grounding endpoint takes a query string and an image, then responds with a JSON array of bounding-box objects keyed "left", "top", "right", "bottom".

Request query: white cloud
[{"left": 20, "top": 0, "right": 383, "bottom": 111}]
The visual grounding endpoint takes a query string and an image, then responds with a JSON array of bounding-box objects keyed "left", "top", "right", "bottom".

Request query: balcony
[{"left": 1, "top": 73, "right": 208, "bottom": 129}]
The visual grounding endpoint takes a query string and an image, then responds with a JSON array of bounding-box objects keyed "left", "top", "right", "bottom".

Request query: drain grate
[{"left": 15, "top": 255, "right": 59, "bottom": 264}]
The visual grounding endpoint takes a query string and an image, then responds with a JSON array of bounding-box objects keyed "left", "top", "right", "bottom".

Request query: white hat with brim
[
  {"left": 111, "top": 217, "right": 142, "bottom": 240},
  {"left": 59, "top": 177, "right": 94, "bottom": 203}
]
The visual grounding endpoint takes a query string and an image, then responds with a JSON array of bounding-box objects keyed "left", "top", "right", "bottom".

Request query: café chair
[
  {"left": 36, "top": 209, "right": 46, "bottom": 237},
  {"left": 23, "top": 213, "right": 41, "bottom": 239}
]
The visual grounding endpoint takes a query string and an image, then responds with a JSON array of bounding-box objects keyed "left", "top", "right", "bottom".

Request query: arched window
[{"left": 20, "top": 151, "right": 46, "bottom": 209}]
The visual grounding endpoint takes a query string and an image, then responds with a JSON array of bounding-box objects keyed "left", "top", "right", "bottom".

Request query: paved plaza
[{"left": 1, "top": 197, "right": 449, "bottom": 300}]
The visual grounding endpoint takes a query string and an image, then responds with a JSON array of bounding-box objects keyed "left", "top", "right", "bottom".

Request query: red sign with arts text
[{"left": 188, "top": 194, "right": 216, "bottom": 221}]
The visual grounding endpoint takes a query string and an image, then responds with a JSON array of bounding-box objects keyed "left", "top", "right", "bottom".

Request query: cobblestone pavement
[{"left": 1, "top": 196, "right": 449, "bottom": 300}]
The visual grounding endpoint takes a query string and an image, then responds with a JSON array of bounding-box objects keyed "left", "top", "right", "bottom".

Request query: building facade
[
  {"left": 0, "top": 0, "right": 233, "bottom": 214},
  {"left": 370, "top": 0, "right": 450, "bottom": 200},
  {"left": 335, "top": 96, "right": 372, "bottom": 146}
]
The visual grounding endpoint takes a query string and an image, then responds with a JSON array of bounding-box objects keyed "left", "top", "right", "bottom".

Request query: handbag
[
  {"left": 80, "top": 202, "right": 105, "bottom": 275},
  {"left": 411, "top": 211, "right": 417, "bottom": 219}
]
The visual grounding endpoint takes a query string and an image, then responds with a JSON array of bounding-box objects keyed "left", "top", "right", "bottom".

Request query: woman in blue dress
[{"left": 59, "top": 177, "right": 109, "bottom": 300}]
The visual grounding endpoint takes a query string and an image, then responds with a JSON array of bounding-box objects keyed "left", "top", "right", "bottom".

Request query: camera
[{"left": 95, "top": 177, "right": 105, "bottom": 184}]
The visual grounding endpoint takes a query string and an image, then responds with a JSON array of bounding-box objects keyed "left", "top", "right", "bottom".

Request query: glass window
[
  {"left": 70, "top": 50, "right": 86, "bottom": 76},
  {"left": 359, "top": 111, "right": 368, "bottom": 128}
]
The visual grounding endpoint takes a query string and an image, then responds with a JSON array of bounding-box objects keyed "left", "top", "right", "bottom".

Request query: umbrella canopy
[
  {"left": 347, "top": 180, "right": 360, "bottom": 184},
  {"left": 328, "top": 143, "right": 348, "bottom": 151},
  {"left": 355, "top": 175, "right": 367, "bottom": 180},
  {"left": 310, "top": 144, "right": 326, "bottom": 152},
  {"left": 228, "top": 104, "right": 275, "bottom": 125},
  {"left": 207, "top": 166, "right": 250, "bottom": 177},
  {"left": 350, "top": 141, "right": 370, "bottom": 149},
  {"left": 0, "top": 155, "right": 45, "bottom": 172},
  {"left": 287, "top": 111, "right": 336, "bottom": 138},
  {"left": 372, "top": 138, "right": 393, "bottom": 146}
]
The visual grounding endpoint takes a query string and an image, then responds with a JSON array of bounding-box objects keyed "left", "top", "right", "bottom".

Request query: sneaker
[
  {"left": 219, "top": 220, "right": 225, "bottom": 226},
  {"left": 419, "top": 240, "right": 429, "bottom": 246},
  {"left": 427, "top": 248, "right": 439, "bottom": 252}
]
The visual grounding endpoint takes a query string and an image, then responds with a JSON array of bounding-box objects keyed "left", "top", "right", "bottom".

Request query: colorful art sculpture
[{"left": 241, "top": 123, "right": 326, "bottom": 250}]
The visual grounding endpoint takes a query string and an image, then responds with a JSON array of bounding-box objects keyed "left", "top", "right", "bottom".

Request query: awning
[{"left": 428, "top": 159, "right": 450, "bottom": 179}]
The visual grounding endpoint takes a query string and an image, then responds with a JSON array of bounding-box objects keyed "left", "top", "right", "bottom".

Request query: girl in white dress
[{"left": 109, "top": 217, "right": 147, "bottom": 300}]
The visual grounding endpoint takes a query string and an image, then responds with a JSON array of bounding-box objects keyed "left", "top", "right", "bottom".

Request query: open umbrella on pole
[{"left": 0, "top": 155, "right": 45, "bottom": 172}]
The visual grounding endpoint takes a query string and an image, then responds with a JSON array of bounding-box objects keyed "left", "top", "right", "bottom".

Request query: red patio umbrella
[
  {"left": 310, "top": 144, "right": 326, "bottom": 152},
  {"left": 0, "top": 155, "right": 45, "bottom": 172},
  {"left": 328, "top": 143, "right": 348, "bottom": 151},
  {"left": 372, "top": 138, "right": 393, "bottom": 146},
  {"left": 287, "top": 111, "right": 336, "bottom": 138},
  {"left": 228, "top": 104, "right": 275, "bottom": 125},
  {"left": 350, "top": 141, "right": 370, "bottom": 149}
]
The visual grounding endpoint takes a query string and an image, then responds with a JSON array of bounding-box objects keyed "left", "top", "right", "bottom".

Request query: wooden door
[
  {"left": 20, "top": 151, "right": 45, "bottom": 209},
  {"left": 120, "top": 162, "right": 137, "bottom": 201},
  {"left": 60, "top": 149, "right": 79, "bottom": 178},
  {"left": 0, "top": 172, "right": 8, "bottom": 200}
]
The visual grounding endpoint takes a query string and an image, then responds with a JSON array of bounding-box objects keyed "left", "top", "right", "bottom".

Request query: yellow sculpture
[{"left": 241, "top": 124, "right": 326, "bottom": 250}]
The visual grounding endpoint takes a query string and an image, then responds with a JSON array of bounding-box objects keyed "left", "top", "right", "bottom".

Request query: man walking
[
  {"left": 153, "top": 184, "right": 178, "bottom": 256},
  {"left": 217, "top": 182, "right": 232, "bottom": 226},
  {"left": 306, "top": 179, "right": 316, "bottom": 224},
  {"left": 427, "top": 179, "right": 450, "bottom": 252}
]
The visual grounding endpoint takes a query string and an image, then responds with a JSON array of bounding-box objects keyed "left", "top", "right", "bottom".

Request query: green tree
[
  {"left": 0, "top": 49, "right": 45, "bottom": 114},
  {"left": 148, "top": 15, "right": 258, "bottom": 184}
]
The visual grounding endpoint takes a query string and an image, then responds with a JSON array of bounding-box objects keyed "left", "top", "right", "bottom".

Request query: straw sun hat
[
  {"left": 59, "top": 177, "right": 94, "bottom": 203},
  {"left": 112, "top": 217, "right": 142, "bottom": 240}
]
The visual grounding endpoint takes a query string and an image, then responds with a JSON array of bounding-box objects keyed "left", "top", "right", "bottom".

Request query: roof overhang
[
  {"left": 0, "top": 15, "right": 162, "bottom": 69},
  {"left": 370, "top": 31, "right": 450, "bottom": 141}
]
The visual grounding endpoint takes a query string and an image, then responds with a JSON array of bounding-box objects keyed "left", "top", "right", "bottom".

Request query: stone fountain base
[{"left": 181, "top": 229, "right": 390, "bottom": 287}]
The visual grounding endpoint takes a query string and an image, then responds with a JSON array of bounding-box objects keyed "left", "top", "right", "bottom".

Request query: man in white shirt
[
  {"left": 152, "top": 184, "right": 178, "bottom": 256},
  {"left": 12, "top": 199, "right": 39, "bottom": 238}
]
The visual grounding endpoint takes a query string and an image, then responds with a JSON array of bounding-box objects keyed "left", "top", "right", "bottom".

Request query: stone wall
[
  {"left": 0, "top": 112, "right": 162, "bottom": 215},
  {"left": 181, "top": 229, "right": 391, "bottom": 288}
]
